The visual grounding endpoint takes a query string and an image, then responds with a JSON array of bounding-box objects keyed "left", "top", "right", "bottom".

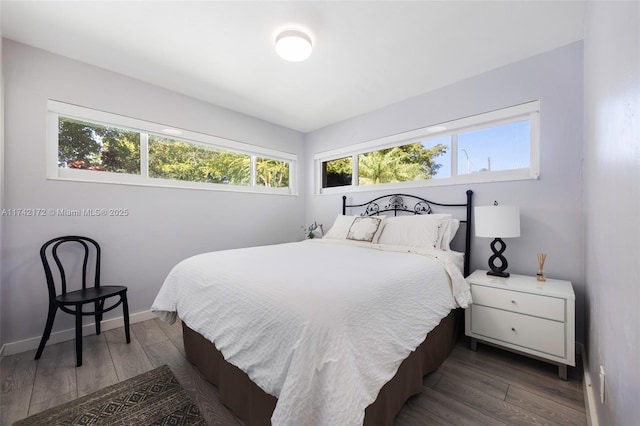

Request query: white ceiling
[{"left": 1, "top": 1, "right": 586, "bottom": 133}]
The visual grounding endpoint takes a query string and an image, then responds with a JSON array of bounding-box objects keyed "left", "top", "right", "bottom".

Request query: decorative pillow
[
  {"left": 378, "top": 214, "right": 451, "bottom": 249},
  {"left": 346, "top": 216, "right": 385, "bottom": 243},
  {"left": 323, "top": 214, "right": 386, "bottom": 243}
]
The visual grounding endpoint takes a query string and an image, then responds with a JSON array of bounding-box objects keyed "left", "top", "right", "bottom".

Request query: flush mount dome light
[
  {"left": 427, "top": 125, "right": 447, "bottom": 133},
  {"left": 275, "top": 29, "right": 312, "bottom": 62}
]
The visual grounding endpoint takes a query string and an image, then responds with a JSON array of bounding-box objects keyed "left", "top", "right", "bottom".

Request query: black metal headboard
[{"left": 342, "top": 190, "right": 473, "bottom": 277}]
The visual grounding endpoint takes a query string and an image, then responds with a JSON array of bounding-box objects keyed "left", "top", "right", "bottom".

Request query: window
[
  {"left": 457, "top": 120, "right": 530, "bottom": 175},
  {"left": 357, "top": 138, "right": 450, "bottom": 186},
  {"left": 148, "top": 135, "right": 251, "bottom": 185},
  {"left": 323, "top": 156, "right": 352, "bottom": 187},
  {"left": 316, "top": 101, "right": 539, "bottom": 193},
  {"left": 255, "top": 158, "right": 290, "bottom": 188},
  {"left": 58, "top": 117, "right": 141, "bottom": 174},
  {"left": 48, "top": 101, "right": 297, "bottom": 194}
]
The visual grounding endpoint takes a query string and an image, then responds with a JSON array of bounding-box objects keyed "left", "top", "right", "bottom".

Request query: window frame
[
  {"left": 47, "top": 100, "right": 298, "bottom": 195},
  {"left": 315, "top": 101, "right": 540, "bottom": 194}
]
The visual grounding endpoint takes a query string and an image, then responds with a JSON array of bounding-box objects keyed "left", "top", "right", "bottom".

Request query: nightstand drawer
[
  {"left": 470, "top": 305, "right": 565, "bottom": 357},
  {"left": 472, "top": 285, "right": 565, "bottom": 321}
]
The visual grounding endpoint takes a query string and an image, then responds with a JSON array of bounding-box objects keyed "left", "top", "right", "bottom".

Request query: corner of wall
[
  {"left": 1, "top": 35, "right": 6, "bottom": 353},
  {"left": 578, "top": 343, "right": 599, "bottom": 426}
]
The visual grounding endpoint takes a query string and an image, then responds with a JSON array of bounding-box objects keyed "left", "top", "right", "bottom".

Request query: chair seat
[{"left": 55, "top": 285, "right": 127, "bottom": 304}]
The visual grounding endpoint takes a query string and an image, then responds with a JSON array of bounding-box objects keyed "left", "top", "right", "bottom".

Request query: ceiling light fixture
[
  {"left": 427, "top": 125, "right": 447, "bottom": 133},
  {"left": 275, "top": 29, "right": 312, "bottom": 62}
]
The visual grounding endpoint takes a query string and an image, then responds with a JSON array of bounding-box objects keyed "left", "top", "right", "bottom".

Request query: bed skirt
[{"left": 182, "top": 308, "right": 461, "bottom": 426}]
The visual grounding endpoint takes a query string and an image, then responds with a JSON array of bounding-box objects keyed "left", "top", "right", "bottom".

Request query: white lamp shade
[
  {"left": 474, "top": 205, "right": 521, "bottom": 238},
  {"left": 275, "top": 30, "right": 312, "bottom": 62}
]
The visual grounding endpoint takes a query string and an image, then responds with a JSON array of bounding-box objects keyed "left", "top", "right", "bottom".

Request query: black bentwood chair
[{"left": 35, "top": 236, "right": 130, "bottom": 367}]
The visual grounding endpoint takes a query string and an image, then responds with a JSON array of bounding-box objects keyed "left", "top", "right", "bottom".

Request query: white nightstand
[{"left": 465, "top": 270, "right": 575, "bottom": 380}]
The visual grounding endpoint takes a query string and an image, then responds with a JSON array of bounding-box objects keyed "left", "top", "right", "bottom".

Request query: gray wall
[
  {"left": 305, "top": 42, "right": 586, "bottom": 343},
  {"left": 0, "top": 40, "right": 305, "bottom": 348},
  {"left": 583, "top": 2, "right": 639, "bottom": 425}
]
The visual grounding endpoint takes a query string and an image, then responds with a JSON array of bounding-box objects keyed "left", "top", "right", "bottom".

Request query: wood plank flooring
[{"left": 1, "top": 318, "right": 586, "bottom": 425}]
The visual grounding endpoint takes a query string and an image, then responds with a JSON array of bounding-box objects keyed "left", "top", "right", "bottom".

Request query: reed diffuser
[{"left": 537, "top": 253, "right": 547, "bottom": 282}]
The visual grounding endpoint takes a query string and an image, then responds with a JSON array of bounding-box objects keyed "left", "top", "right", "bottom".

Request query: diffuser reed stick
[{"left": 537, "top": 253, "right": 547, "bottom": 282}]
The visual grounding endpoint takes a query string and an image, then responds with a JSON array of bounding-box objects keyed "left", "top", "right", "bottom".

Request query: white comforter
[{"left": 151, "top": 239, "right": 471, "bottom": 426}]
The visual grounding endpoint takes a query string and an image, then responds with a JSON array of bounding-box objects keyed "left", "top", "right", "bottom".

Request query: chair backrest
[{"left": 40, "top": 236, "right": 101, "bottom": 298}]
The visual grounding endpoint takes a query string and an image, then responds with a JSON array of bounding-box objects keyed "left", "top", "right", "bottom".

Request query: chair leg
[
  {"left": 75, "top": 304, "right": 83, "bottom": 367},
  {"left": 94, "top": 300, "right": 103, "bottom": 335},
  {"left": 35, "top": 304, "right": 58, "bottom": 360},
  {"left": 122, "top": 293, "right": 131, "bottom": 344}
]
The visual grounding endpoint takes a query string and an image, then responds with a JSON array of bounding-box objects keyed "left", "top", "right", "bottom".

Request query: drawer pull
[
  {"left": 511, "top": 327, "right": 516, "bottom": 331},
  {"left": 511, "top": 300, "right": 516, "bottom": 304}
]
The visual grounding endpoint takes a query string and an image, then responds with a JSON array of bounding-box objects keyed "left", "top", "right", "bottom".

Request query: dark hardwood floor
[{"left": 1, "top": 318, "right": 586, "bottom": 425}]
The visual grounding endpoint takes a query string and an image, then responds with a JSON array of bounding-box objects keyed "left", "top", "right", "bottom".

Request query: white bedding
[{"left": 151, "top": 239, "right": 471, "bottom": 426}]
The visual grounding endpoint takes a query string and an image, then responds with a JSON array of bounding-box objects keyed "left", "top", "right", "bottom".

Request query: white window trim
[
  {"left": 47, "top": 100, "right": 297, "bottom": 195},
  {"left": 315, "top": 101, "right": 540, "bottom": 195}
]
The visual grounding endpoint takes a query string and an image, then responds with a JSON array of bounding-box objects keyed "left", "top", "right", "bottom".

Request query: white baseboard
[
  {"left": 579, "top": 342, "right": 599, "bottom": 426},
  {"left": 0, "top": 310, "right": 158, "bottom": 358}
]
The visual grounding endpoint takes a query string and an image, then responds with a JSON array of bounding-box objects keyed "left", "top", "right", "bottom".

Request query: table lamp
[{"left": 474, "top": 203, "right": 520, "bottom": 277}]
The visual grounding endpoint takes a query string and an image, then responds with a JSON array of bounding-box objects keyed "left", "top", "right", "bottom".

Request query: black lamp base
[{"left": 487, "top": 237, "right": 510, "bottom": 278}]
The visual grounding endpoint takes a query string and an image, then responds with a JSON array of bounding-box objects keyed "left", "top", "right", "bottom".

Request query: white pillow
[
  {"left": 323, "top": 215, "right": 358, "bottom": 240},
  {"left": 323, "top": 214, "right": 386, "bottom": 243},
  {"left": 440, "top": 218, "right": 460, "bottom": 251},
  {"left": 346, "top": 216, "right": 385, "bottom": 243},
  {"left": 378, "top": 214, "right": 451, "bottom": 249}
]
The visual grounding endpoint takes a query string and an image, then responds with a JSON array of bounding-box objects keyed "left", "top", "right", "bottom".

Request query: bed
[{"left": 152, "top": 190, "right": 474, "bottom": 426}]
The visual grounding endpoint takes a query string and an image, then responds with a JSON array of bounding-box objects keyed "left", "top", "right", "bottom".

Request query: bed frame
[
  {"left": 343, "top": 190, "right": 474, "bottom": 276},
  {"left": 183, "top": 189, "right": 474, "bottom": 426}
]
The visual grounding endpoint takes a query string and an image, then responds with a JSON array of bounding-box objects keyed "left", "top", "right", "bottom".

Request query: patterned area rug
[{"left": 14, "top": 365, "right": 206, "bottom": 425}]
